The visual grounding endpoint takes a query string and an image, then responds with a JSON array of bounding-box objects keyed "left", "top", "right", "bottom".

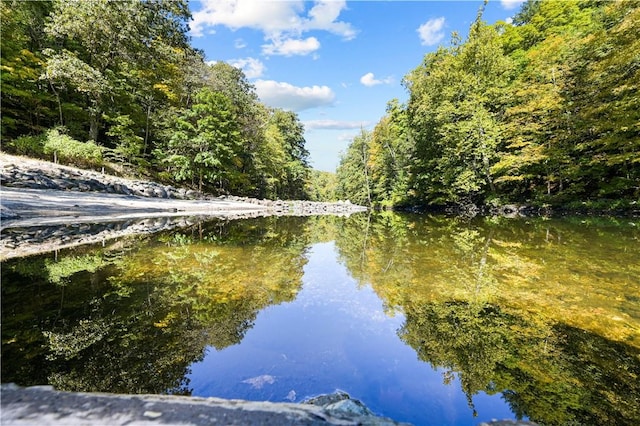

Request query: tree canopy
[
  {"left": 336, "top": 0, "right": 639, "bottom": 210},
  {"left": 1, "top": 0, "right": 313, "bottom": 199}
]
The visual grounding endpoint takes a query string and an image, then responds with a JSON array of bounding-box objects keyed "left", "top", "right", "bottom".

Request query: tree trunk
[
  {"left": 89, "top": 113, "right": 99, "bottom": 143},
  {"left": 144, "top": 102, "right": 151, "bottom": 155}
]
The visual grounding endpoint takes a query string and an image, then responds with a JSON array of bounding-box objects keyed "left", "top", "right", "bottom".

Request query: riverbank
[
  {"left": 0, "top": 154, "right": 366, "bottom": 259},
  {"left": 0, "top": 153, "right": 366, "bottom": 223},
  {"left": 1, "top": 384, "right": 538, "bottom": 426}
]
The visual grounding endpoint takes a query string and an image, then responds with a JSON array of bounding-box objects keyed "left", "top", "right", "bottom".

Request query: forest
[
  {"left": 1, "top": 0, "right": 312, "bottom": 200},
  {"left": 2, "top": 0, "right": 638, "bottom": 209},
  {"left": 336, "top": 0, "right": 639, "bottom": 211}
]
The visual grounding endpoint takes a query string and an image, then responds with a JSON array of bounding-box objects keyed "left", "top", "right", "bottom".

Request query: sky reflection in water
[
  {"left": 2, "top": 214, "right": 639, "bottom": 425},
  {"left": 188, "top": 241, "right": 516, "bottom": 425}
]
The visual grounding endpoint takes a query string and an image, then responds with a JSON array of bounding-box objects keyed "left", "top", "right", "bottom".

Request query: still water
[{"left": 2, "top": 213, "right": 639, "bottom": 425}]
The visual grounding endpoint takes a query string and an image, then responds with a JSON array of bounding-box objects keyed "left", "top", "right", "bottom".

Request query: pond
[{"left": 2, "top": 213, "right": 639, "bottom": 425}]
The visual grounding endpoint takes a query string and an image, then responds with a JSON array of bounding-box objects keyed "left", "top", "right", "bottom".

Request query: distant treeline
[
  {"left": 1, "top": 0, "right": 322, "bottom": 200},
  {"left": 336, "top": 0, "right": 639, "bottom": 211}
]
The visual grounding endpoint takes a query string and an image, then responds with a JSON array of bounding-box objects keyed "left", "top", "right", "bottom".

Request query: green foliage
[
  {"left": 42, "top": 128, "right": 103, "bottom": 167},
  {"left": 336, "top": 129, "right": 373, "bottom": 206},
  {"left": 337, "top": 0, "right": 640, "bottom": 209},
  {"left": 2, "top": 0, "right": 313, "bottom": 199},
  {"left": 404, "top": 16, "right": 512, "bottom": 206},
  {"left": 0, "top": 0, "right": 55, "bottom": 138},
  {"left": 158, "top": 88, "right": 243, "bottom": 192},
  {"left": 105, "top": 114, "right": 146, "bottom": 168},
  {"left": 368, "top": 100, "right": 413, "bottom": 206},
  {"left": 4, "top": 134, "right": 45, "bottom": 157},
  {"left": 306, "top": 170, "right": 338, "bottom": 202},
  {"left": 45, "top": 254, "right": 105, "bottom": 285}
]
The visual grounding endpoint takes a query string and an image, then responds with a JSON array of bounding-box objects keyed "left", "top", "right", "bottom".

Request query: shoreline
[
  {"left": 0, "top": 153, "right": 366, "bottom": 224},
  {"left": 0, "top": 153, "right": 366, "bottom": 259},
  {"left": 0, "top": 187, "right": 270, "bottom": 226},
  {"left": 0, "top": 384, "right": 409, "bottom": 426}
]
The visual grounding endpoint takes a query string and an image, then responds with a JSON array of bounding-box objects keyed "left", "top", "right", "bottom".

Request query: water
[{"left": 2, "top": 213, "right": 639, "bottom": 425}]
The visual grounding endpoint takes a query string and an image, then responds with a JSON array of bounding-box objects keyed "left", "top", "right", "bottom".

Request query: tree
[
  {"left": 404, "top": 15, "right": 511, "bottom": 206},
  {"left": 0, "top": 0, "right": 55, "bottom": 138},
  {"left": 493, "top": 0, "right": 598, "bottom": 201},
  {"left": 160, "top": 88, "right": 243, "bottom": 192},
  {"left": 368, "top": 99, "right": 413, "bottom": 206},
  {"left": 306, "top": 170, "right": 337, "bottom": 202},
  {"left": 336, "top": 129, "right": 373, "bottom": 206},
  {"left": 43, "top": 0, "right": 192, "bottom": 144},
  {"left": 492, "top": 33, "right": 575, "bottom": 200},
  {"left": 568, "top": 1, "right": 640, "bottom": 200},
  {"left": 269, "top": 109, "right": 309, "bottom": 199}
]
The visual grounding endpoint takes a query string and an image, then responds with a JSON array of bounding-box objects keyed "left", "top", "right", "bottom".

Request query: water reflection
[
  {"left": 2, "top": 217, "right": 315, "bottom": 394},
  {"left": 334, "top": 212, "right": 640, "bottom": 424},
  {"left": 2, "top": 213, "right": 639, "bottom": 425}
]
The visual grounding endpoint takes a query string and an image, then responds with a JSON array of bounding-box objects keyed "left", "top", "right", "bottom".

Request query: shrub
[
  {"left": 4, "top": 134, "right": 45, "bottom": 157},
  {"left": 42, "top": 128, "right": 103, "bottom": 168}
]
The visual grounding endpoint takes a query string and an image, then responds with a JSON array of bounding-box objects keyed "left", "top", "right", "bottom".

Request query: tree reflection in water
[
  {"left": 1, "top": 217, "right": 316, "bottom": 394},
  {"left": 2, "top": 213, "right": 639, "bottom": 425},
  {"left": 334, "top": 212, "right": 640, "bottom": 425}
]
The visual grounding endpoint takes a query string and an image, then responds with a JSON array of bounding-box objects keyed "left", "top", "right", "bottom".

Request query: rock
[
  {"left": 153, "top": 187, "right": 168, "bottom": 198},
  {"left": 143, "top": 187, "right": 156, "bottom": 197},
  {"left": 1, "top": 205, "right": 20, "bottom": 220},
  {"left": 1, "top": 385, "right": 409, "bottom": 426},
  {"left": 325, "top": 399, "right": 375, "bottom": 418}
]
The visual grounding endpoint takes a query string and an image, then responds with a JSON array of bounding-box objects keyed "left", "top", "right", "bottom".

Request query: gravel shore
[
  {"left": 0, "top": 153, "right": 366, "bottom": 259},
  {"left": 1, "top": 153, "right": 365, "bottom": 224}
]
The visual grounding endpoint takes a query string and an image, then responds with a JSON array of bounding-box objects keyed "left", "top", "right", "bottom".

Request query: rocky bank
[
  {"left": 0, "top": 154, "right": 366, "bottom": 259},
  {"left": 0, "top": 385, "right": 408, "bottom": 426},
  {"left": 1, "top": 384, "right": 537, "bottom": 426},
  {"left": 0, "top": 153, "right": 366, "bottom": 220}
]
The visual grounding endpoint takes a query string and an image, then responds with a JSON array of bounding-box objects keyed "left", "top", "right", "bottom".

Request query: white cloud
[
  {"left": 262, "top": 36, "right": 321, "bottom": 57},
  {"left": 191, "top": 0, "right": 302, "bottom": 37},
  {"left": 254, "top": 80, "right": 335, "bottom": 111},
  {"left": 191, "top": 0, "right": 356, "bottom": 40},
  {"left": 234, "top": 38, "right": 247, "bottom": 49},
  {"left": 501, "top": 0, "right": 525, "bottom": 10},
  {"left": 303, "top": 119, "right": 370, "bottom": 130},
  {"left": 227, "top": 57, "right": 265, "bottom": 79},
  {"left": 417, "top": 17, "right": 446, "bottom": 46},
  {"left": 360, "top": 72, "right": 394, "bottom": 87},
  {"left": 305, "top": 1, "right": 357, "bottom": 40}
]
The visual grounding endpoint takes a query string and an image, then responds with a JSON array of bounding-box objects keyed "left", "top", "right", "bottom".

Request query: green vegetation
[
  {"left": 333, "top": 211, "right": 640, "bottom": 425},
  {"left": 336, "top": 0, "right": 639, "bottom": 211},
  {"left": 2, "top": 214, "right": 639, "bottom": 422},
  {"left": 0, "top": 0, "right": 316, "bottom": 199}
]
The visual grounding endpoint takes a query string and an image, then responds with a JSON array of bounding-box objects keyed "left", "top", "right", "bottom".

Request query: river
[{"left": 2, "top": 212, "right": 639, "bottom": 425}]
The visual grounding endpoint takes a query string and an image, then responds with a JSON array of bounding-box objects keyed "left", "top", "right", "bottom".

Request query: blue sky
[{"left": 188, "top": 0, "right": 526, "bottom": 172}]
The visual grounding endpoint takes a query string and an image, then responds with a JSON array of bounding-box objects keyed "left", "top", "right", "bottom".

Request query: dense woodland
[
  {"left": 337, "top": 0, "right": 639, "bottom": 210},
  {"left": 1, "top": 0, "right": 311, "bottom": 199},
  {"left": 2, "top": 0, "right": 638, "bottom": 208}
]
